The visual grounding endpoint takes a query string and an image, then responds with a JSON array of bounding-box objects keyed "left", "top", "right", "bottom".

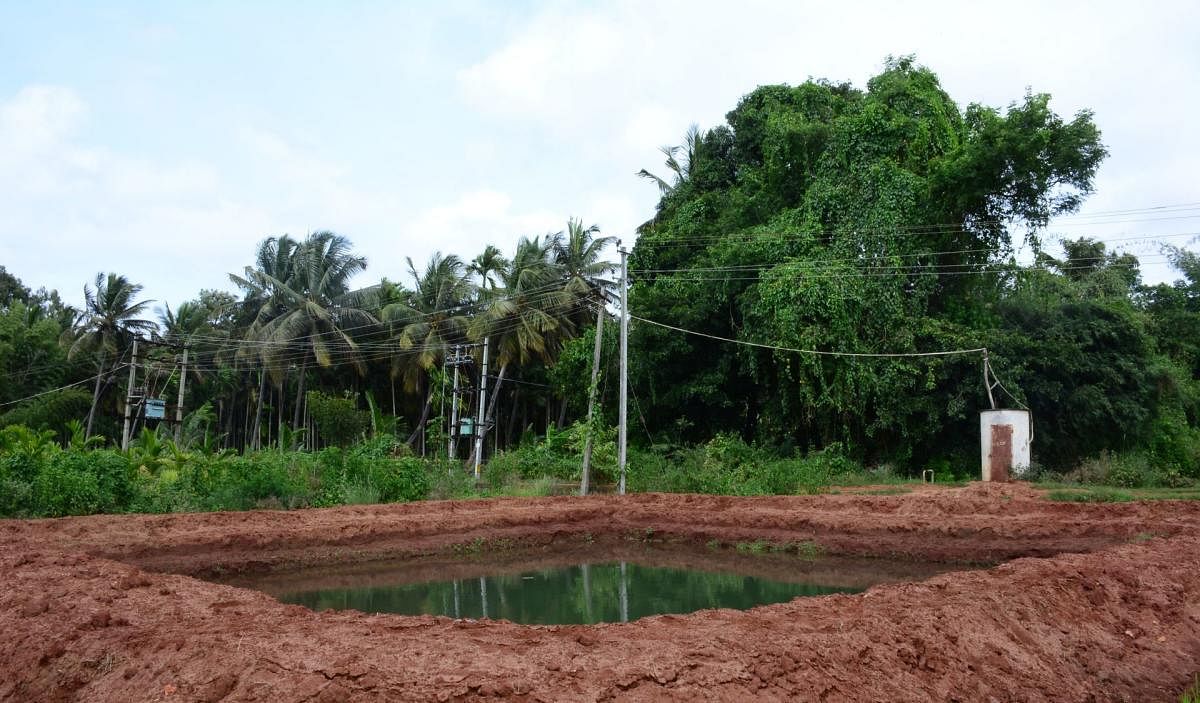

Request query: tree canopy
[{"left": 0, "top": 57, "right": 1196, "bottom": 478}]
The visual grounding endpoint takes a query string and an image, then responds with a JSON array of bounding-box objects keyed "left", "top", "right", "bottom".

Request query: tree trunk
[
  {"left": 292, "top": 360, "right": 307, "bottom": 429},
  {"left": 557, "top": 397, "right": 568, "bottom": 429},
  {"left": 243, "top": 383, "right": 252, "bottom": 450},
  {"left": 84, "top": 352, "right": 107, "bottom": 439},
  {"left": 580, "top": 307, "right": 605, "bottom": 495},
  {"left": 251, "top": 369, "right": 267, "bottom": 450},
  {"left": 406, "top": 381, "right": 435, "bottom": 447},
  {"left": 506, "top": 386, "right": 521, "bottom": 447}
]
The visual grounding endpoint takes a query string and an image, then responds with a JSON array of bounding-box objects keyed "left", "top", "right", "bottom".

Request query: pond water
[{"left": 220, "top": 544, "right": 962, "bottom": 625}]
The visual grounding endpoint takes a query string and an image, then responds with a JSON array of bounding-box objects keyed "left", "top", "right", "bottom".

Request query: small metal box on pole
[{"left": 144, "top": 398, "right": 167, "bottom": 421}]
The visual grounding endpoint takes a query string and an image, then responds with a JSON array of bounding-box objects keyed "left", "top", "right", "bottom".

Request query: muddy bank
[
  {"left": 2, "top": 483, "right": 1199, "bottom": 701},
  {"left": 212, "top": 542, "right": 965, "bottom": 597}
]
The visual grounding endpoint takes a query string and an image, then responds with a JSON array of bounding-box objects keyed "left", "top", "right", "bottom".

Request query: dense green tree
[
  {"left": 0, "top": 302, "right": 70, "bottom": 405},
  {"left": 0, "top": 266, "right": 30, "bottom": 308},
  {"left": 629, "top": 57, "right": 1112, "bottom": 468}
]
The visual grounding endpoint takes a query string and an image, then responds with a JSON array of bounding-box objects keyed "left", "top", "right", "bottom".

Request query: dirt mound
[{"left": 2, "top": 485, "right": 1199, "bottom": 701}]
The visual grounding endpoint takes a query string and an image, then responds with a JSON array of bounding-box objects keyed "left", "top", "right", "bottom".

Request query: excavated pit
[
  {"left": 212, "top": 542, "right": 972, "bottom": 624},
  {"left": 2, "top": 483, "right": 1199, "bottom": 701}
]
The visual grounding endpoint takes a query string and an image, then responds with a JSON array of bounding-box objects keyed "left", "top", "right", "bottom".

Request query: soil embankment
[{"left": 2, "top": 483, "right": 1198, "bottom": 701}]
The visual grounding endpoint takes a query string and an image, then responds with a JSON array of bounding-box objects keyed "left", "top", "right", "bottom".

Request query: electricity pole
[
  {"left": 618, "top": 245, "right": 629, "bottom": 495},
  {"left": 174, "top": 346, "right": 189, "bottom": 444},
  {"left": 448, "top": 344, "right": 471, "bottom": 460},
  {"left": 121, "top": 338, "right": 140, "bottom": 450},
  {"left": 473, "top": 336, "right": 489, "bottom": 479},
  {"left": 579, "top": 301, "right": 605, "bottom": 496}
]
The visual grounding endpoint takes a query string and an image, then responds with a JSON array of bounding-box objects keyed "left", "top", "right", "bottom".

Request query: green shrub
[
  {"left": 1066, "top": 450, "right": 1195, "bottom": 489},
  {"left": 1148, "top": 415, "right": 1200, "bottom": 479},
  {"left": 33, "top": 458, "right": 102, "bottom": 517},
  {"left": 482, "top": 451, "right": 521, "bottom": 489},
  {"left": 341, "top": 438, "right": 429, "bottom": 503},
  {"left": 203, "top": 453, "right": 312, "bottom": 510},
  {"left": 51, "top": 450, "right": 136, "bottom": 513},
  {"left": 374, "top": 456, "right": 429, "bottom": 502},
  {"left": 481, "top": 422, "right": 617, "bottom": 490},
  {"left": 424, "top": 460, "right": 477, "bottom": 500},
  {"left": 625, "top": 436, "right": 863, "bottom": 496},
  {"left": 342, "top": 479, "right": 381, "bottom": 504},
  {"left": 0, "top": 477, "right": 33, "bottom": 516},
  {"left": 0, "top": 389, "right": 93, "bottom": 437},
  {"left": 307, "top": 390, "right": 371, "bottom": 447}
]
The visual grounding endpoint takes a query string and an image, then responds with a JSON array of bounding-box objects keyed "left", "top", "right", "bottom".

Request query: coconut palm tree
[
  {"left": 548, "top": 219, "right": 617, "bottom": 485},
  {"left": 230, "top": 235, "right": 301, "bottom": 447},
  {"left": 467, "top": 245, "right": 509, "bottom": 294},
  {"left": 553, "top": 218, "right": 616, "bottom": 321},
  {"left": 156, "top": 300, "right": 229, "bottom": 417},
  {"left": 66, "top": 273, "right": 156, "bottom": 438},
  {"left": 467, "top": 236, "right": 573, "bottom": 463},
  {"left": 381, "top": 252, "right": 474, "bottom": 446},
  {"left": 636, "top": 123, "right": 702, "bottom": 196},
  {"left": 235, "top": 232, "right": 376, "bottom": 438}
]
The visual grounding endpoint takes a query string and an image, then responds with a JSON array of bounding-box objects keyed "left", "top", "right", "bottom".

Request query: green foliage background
[{"left": 0, "top": 57, "right": 1198, "bottom": 514}]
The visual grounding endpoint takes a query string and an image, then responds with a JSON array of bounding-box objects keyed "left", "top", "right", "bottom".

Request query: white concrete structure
[{"left": 980, "top": 410, "right": 1031, "bottom": 481}]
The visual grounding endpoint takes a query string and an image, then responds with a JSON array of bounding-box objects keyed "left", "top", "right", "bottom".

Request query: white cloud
[
  {"left": 0, "top": 85, "right": 275, "bottom": 305},
  {"left": 0, "top": 85, "right": 87, "bottom": 152},
  {"left": 620, "top": 105, "right": 681, "bottom": 153},
  {"left": 401, "top": 189, "right": 563, "bottom": 264},
  {"left": 456, "top": 9, "right": 624, "bottom": 121},
  {"left": 456, "top": 0, "right": 1200, "bottom": 281}
]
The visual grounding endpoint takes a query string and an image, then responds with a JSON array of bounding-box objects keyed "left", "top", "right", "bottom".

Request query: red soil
[{"left": 2, "top": 483, "right": 1198, "bottom": 701}]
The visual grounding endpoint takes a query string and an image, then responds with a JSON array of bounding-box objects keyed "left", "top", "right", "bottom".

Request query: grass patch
[
  {"left": 1038, "top": 483, "right": 1200, "bottom": 502},
  {"left": 1044, "top": 487, "right": 1135, "bottom": 503},
  {"left": 449, "top": 536, "right": 519, "bottom": 556},
  {"left": 732, "top": 539, "right": 825, "bottom": 559},
  {"left": 735, "top": 539, "right": 772, "bottom": 554},
  {"left": 1180, "top": 675, "right": 1200, "bottom": 703}
]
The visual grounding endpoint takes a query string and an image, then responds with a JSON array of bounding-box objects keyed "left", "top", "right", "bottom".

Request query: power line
[
  {"left": 168, "top": 296, "right": 601, "bottom": 373},
  {"left": 0, "top": 364, "right": 130, "bottom": 409},
  {"left": 631, "top": 252, "right": 1174, "bottom": 276},
  {"left": 631, "top": 314, "right": 985, "bottom": 358},
  {"left": 632, "top": 261, "right": 1149, "bottom": 283},
  {"left": 629, "top": 219, "right": 1200, "bottom": 250}
]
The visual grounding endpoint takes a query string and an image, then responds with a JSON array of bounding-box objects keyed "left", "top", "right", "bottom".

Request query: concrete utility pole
[
  {"left": 448, "top": 344, "right": 461, "bottom": 460},
  {"left": 982, "top": 348, "right": 997, "bottom": 410},
  {"left": 174, "top": 346, "right": 189, "bottom": 444},
  {"left": 618, "top": 245, "right": 629, "bottom": 495},
  {"left": 121, "top": 338, "right": 140, "bottom": 450},
  {"left": 473, "top": 336, "right": 489, "bottom": 479},
  {"left": 580, "top": 302, "right": 605, "bottom": 496}
]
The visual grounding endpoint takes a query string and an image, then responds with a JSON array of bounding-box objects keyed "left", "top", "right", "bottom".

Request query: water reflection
[{"left": 276, "top": 560, "right": 861, "bottom": 625}]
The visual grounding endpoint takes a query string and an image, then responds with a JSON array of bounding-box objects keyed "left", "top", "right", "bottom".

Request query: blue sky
[{"left": 2, "top": 0, "right": 1198, "bottom": 310}]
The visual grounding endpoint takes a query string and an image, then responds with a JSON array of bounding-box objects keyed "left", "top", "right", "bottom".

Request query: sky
[{"left": 1, "top": 0, "right": 1198, "bottom": 310}]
